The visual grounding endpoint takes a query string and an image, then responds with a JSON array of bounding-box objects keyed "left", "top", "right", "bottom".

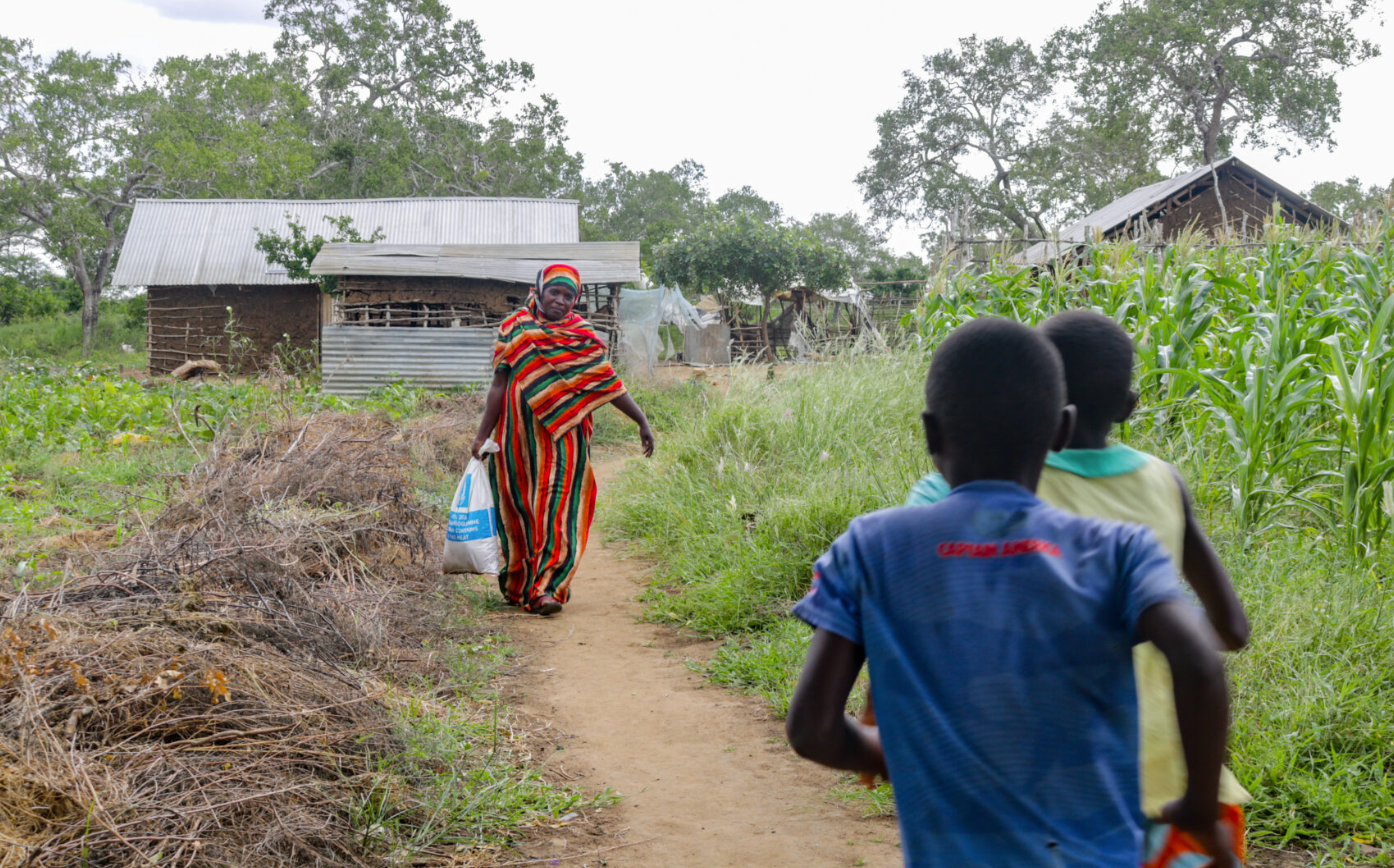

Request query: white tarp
[{"left": 618, "top": 285, "right": 719, "bottom": 375}]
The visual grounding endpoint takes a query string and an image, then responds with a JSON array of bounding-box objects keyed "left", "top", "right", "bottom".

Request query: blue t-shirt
[{"left": 792, "top": 480, "right": 1184, "bottom": 868}]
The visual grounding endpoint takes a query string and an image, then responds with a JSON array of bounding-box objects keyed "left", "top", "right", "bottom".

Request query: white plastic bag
[{"left": 442, "top": 439, "right": 501, "bottom": 574}]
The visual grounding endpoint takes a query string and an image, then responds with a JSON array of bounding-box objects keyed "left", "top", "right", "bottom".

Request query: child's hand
[
  {"left": 857, "top": 693, "right": 885, "bottom": 789},
  {"left": 850, "top": 718, "right": 888, "bottom": 788},
  {"left": 1159, "top": 799, "right": 1240, "bottom": 868}
]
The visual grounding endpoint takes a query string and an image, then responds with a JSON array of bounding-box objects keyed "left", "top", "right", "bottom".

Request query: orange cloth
[{"left": 1143, "top": 803, "right": 1246, "bottom": 868}]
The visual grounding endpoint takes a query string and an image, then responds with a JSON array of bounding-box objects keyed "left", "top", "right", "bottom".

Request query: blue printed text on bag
[{"left": 447, "top": 473, "right": 497, "bottom": 542}]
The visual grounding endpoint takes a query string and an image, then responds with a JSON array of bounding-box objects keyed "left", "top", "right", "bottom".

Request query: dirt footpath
[{"left": 503, "top": 455, "right": 901, "bottom": 867}]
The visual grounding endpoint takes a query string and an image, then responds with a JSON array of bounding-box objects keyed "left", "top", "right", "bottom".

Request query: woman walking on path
[{"left": 470, "top": 264, "right": 655, "bottom": 616}]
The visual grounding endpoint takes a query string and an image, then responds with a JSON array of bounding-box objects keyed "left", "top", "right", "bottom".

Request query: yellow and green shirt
[{"left": 906, "top": 444, "right": 1250, "bottom": 817}]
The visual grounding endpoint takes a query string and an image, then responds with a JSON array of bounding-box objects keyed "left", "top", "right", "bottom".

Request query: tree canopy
[
  {"left": 858, "top": 37, "right": 1062, "bottom": 242},
  {"left": 1306, "top": 176, "right": 1393, "bottom": 222},
  {"left": 579, "top": 160, "right": 709, "bottom": 262},
  {"left": 1054, "top": 0, "right": 1381, "bottom": 165},
  {"left": 651, "top": 213, "right": 850, "bottom": 358},
  {"left": 861, "top": 0, "right": 1381, "bottom": 245},
  {"left": 266, "top": 0, "right": 582, "bottom": 198},
  {"left": 1, "top": 39, "right": 165, "bottom": 354}
]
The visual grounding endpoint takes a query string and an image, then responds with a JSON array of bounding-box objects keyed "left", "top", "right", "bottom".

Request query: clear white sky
[{"left": 8, "top": 0, "right": 1392, "bottom": 255}]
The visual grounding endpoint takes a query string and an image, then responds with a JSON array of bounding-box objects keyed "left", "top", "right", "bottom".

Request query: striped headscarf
[{"left": 538, "top": 263, "right": 581, "bottom": 296}]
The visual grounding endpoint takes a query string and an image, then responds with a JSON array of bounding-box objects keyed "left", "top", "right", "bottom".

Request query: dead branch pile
[{"left": 0, "top": 408, "right": 487, "bottom": 867}]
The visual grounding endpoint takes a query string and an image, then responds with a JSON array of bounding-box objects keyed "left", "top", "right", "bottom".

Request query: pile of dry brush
[{"left": 0, "top": 404, "right": 498, "bottom": 867}]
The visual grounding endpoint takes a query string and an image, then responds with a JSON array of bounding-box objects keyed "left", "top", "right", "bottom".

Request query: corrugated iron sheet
[
  {"left": 1014, "top": 157, "right": 1343, "bottom": 266},
  {"left": 114, "top": 198, "right": 580, "bottom": 287},
  {"left": 319, "top": 325, "right": 495, "bottom": 397},
  {"left": 309, "top": 241, "right": 641, "bottom": 284}
]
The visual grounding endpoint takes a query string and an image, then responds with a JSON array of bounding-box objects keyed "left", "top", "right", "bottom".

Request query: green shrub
[{"left": 0, "top": 276, "right": 61, "bottom": 324}]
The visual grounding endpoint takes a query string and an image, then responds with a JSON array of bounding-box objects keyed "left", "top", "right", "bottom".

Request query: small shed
[
  {"left": 1016, "top": 156, "right": 1343, "bottom": 266},
  {"left": 111, "top": 197, "right": 579, "bottom": 374},
  {"left": 308, "top": 242, "right": 641, "bottom": 396}
]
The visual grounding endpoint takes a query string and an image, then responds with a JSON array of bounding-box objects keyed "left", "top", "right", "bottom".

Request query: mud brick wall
[{"left": 147, "top": 284, "right": 322, "bottom": 376}]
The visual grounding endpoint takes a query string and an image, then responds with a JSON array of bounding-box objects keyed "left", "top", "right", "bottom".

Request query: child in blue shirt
[{"left": 785, "top": 318, "right": 1235, "bottom": 868}]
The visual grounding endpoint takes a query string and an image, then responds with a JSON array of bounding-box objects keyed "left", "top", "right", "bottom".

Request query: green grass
[
  {"left": 0, "top": 311, "right": 147, "bottom": 368},
  {"left": 350, "top": 574, "right": 615, "bottom": 859},
  {"left": 605, "top": 353, "right": 1394, "bottom": 850}
]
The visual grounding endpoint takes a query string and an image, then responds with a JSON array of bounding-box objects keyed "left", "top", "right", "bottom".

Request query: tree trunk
[
  {"left": 1209, "top": 162, "right": 1229, "bottom": 236},
  {"left": 1202, "top": 114, "right": 1220, "bottom": 164},
  {"left": 80, "top": 277, "right": 101, "bottom": 357},
  {"left": 760, "top": 293, "right": 773, "bottom": 363}
]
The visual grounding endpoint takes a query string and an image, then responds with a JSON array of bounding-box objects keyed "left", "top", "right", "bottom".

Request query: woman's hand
[
  {"left": 638, "top": 423, "right": 655, "bottom": 458},
  {"left": 610, "top": 393, "right": 654, "bottom": 458},
  {"left": 471, "top": 434, "right": 492, "bottom": 461}
]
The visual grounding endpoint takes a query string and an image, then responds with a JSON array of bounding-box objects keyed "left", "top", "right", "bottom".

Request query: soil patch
[{"left": 500, "top": 453, "right": 901, "bottom": 867}]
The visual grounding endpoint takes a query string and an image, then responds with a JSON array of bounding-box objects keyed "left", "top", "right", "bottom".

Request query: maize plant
[
  {"left": 1319, "top": 293, "right": 1394, "bottom": 553},
  {"left": 915, "top": 216, "right": 1394, "bottom": 545}
]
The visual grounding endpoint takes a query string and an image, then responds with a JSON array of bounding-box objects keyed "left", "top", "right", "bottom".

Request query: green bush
[
  {"left": 121, "top": 292, "right": 147, "bottom": 328},
  {"left": 0, "top": 276, "right": 62, "bottom": 324}
]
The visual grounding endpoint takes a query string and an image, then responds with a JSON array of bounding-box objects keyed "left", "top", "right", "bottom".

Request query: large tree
[
  {"left": 1055, "top": 0, "right": 1381, "bottom": 165},
  {"left": 579, "top": 159, "right": 709, "bottom": 263},
  {"left": 0, "top": 40, "right": 314, "bottom": 353},
  {"left": 651, "top": 215, "right": 849, "bottom": 359},
  {"left": 267, "top": 0, "right": 583, "bottom": 198},
  {"left": 713, "top": 186, "right": 784, "bottom": 223},
  {"left": 857, "top": 36, "right": 1063, "bottom": 242},
  {"left": 1036, "top": 101, "right": 1164, "bottom": 217},
  {"left": 0, "top": 39, "right": 164, "bottom": 355}
]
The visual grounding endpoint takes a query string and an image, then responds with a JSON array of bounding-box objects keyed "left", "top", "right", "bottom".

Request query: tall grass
[
  {"left": 0, "top": 310, "right": 147, "bottom": 368},
  {"left": 606, "top": 222, "right": 1394, "bottom": 849}
]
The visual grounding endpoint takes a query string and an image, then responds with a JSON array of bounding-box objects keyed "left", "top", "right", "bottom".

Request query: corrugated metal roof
[
  {"left": 1015, "top": 157, "right": 1341, "bottom": 266},
  {"left": 309, "top": 241, "right": 642, "bottom": 285},
  {"left": 113, "top": 197, "right": 580, "bottom": 287},
  {"left": 320, "top": 325, "right": 495, "bottom": 397}
]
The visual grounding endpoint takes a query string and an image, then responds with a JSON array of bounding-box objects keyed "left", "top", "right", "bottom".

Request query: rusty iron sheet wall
[{"left": 319, "top": 325, "right": 495, "bottom": 397}]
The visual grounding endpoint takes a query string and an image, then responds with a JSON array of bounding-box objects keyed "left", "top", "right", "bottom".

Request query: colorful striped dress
[{"left": 488, "top": 302, "right": 626, "bottom": 611}]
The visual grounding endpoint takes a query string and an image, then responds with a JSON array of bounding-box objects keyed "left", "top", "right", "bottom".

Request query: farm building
[
  {"left": 1016, "top": 156, "right": 1343, "bottom": 266},
  {"left": 307, "top": 241, "right": 641, "bottom": 395},
  {"left": 110, "top": 197, "right": 579, "bottom": 375}
]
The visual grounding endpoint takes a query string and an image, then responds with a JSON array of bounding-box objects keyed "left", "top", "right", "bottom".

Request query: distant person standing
[{"left": 470, "top": 264, "right": 654, "bottom": 616}]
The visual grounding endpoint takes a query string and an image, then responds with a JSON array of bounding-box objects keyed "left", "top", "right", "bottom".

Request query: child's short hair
[
  {"left": 1037, "top": 310, "right": 1135, "bottom": 431},
  {"left": 925, "top": 318, "right": 1065, "bottom": 471}
]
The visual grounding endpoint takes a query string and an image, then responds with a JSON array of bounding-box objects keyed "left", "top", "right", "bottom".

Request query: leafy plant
[{"left": 253, "top": 213, "right": 385, "bottom": 295}]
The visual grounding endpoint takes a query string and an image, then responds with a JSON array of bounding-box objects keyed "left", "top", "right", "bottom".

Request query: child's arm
[
  {"left": 1169, "top": 466, "right": 1250, "bottom": 650},
  {"left": 785, "top": 629, "right": 887, "bottom": 778},
  {"left": 1136, "top": 600, "right": 1239, "bottom": 868}
]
